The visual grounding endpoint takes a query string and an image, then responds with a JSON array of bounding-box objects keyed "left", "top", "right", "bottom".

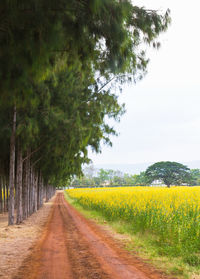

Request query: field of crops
[{"left": 67, "top": 186, "right": 200, "bottom": 265}]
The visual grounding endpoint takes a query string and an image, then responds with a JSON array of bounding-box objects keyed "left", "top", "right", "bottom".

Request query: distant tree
[
  {"left": 135, "top": 172, "right": 150, "bottom": 186},
  {"left": 188, "top": 169, "right": 200, "bottom": 186},
  {"left": 84, "top": 165, "right": 97, "bottom": 180},
  {"left": 98, "top": 169, "right": 112, "bottom": 184},
  {"left": 93, "top": 176, "right": 101, "bottom": 186},
  {"left": 70, "top": 178, "right": 81, "bottom": 187},
  {"left": 145, "top": 161, "right": 190, "bottom": 187},
  {"left": 113, "top": 176, "right": 124, "bottom": 185}
]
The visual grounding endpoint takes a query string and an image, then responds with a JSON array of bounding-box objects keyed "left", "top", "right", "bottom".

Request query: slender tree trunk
[
  {"left": 6, "top": 177, "right": 9, "bottom": 211},
  {"left": 22, "top": 159, "right": 26, "bottom": 219},
  {"left": 37, "top": 171, "right": 41, "bottom": 210},
  {"left": 3, "top": 179, "right": 6, "bottom": 212},
  {"left": 45, "top": 184, "right": 48, "bottom": 202},
  {"left": 0, "top": 178, "right": 2, "bottom": 213},
  {"left": 29, "top": 166, "right": 32, "bottom": 215},
  {"left": 16, "top": 144, "right": 23, "bottom": 224},
  {"left": 14, "top": 176, "right": 18, "bottom": 209},
  {"left": 46, "top": 184, "right": 48, "bottom": 202},
  {"left": 8, "top": 106, "right": 16, "bottom": 225},
  {"left": 32, "top": 168, "right": 35, "bottom": 213},
  {"left": 27, "top": 153, "right": 30, "bottom": 217},
  {"left": 22, "top": 153, "right": 28, "bottom": 220},
  {"left": 30, "top": 166, "right": 34, "bottom": 214},
  {"left": 41, "top": 176, "right": 44, "bottom": 207},
  {"left": 40, "top": 174, "right": 44, "bottom": 207},
  {"left": 33, "top": 171, "right": 38, "bottom": 212}
]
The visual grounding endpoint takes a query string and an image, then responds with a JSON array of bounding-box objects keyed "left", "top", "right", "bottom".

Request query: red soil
[{"left": 14, "top": 192, "right": 175, "bottom": 279}]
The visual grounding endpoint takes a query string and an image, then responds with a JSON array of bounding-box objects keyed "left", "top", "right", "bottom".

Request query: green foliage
[
  {"left": 145, "top": 161, "right": 191, "bottom": 187},
  {"left": 70, "top": 166, "right": 150, "bottom": 187},
  {"left": 183, "top": 254, "right": 200, "bottom": 267},
  {"left": 188, "top": 169, "right": 200, "bottom": 186},
  {"left": 0, "top": 0, "right": 171, "bottom": 185}
]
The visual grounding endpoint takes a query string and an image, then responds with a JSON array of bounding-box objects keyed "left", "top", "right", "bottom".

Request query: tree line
[
  {"left": 71, "top": 167, "right": 148, "bottom": 187},
  {"left": 0, "top": 0, "right": 170, "bottom": 224},
  {"left": 70, "top": 162, "right": 200, "bottom": 188}
]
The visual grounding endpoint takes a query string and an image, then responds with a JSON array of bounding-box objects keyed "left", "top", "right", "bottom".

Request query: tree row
[{"left": 0, "top": 0, "right": 170, "bottom": 224}]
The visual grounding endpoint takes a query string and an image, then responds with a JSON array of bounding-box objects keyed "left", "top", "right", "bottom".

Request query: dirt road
[{"left": 14, "top": 192, "right": 172, "bottom": 279}]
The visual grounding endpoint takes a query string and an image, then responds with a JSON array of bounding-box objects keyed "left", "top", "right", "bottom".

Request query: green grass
[{"left": 64, "top": 191, "right": 200, "bottom": 279}]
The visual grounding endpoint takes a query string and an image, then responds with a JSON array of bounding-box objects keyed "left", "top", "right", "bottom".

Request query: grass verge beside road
[{"left": 64, "top": 191, "right": 200, "bottom": 279}]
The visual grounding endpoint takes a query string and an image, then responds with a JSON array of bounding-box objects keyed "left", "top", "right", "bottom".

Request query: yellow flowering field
[{"left": 67, "top": 186, "right": 200, "bottom": 260}]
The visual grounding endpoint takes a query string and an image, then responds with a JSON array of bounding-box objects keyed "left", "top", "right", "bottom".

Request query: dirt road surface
[
  {"left": 0, "top": 197, "right": 55, "bottom": 279},
  {"left": 14, "top": 192, "right": 174, "bottom": 279}
]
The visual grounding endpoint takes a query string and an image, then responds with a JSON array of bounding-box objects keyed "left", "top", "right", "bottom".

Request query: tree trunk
[
  {"left": 16, "top": 144, "right": 23, "bottom": 224},
  {"left": 3, "top": 179, "right": 6, "bottom": 212},
  {"left": 6, "top": 177, "right": 9, "bottom": 211},
  {"left": 22, "top": 153, "right": 28, "bottom": 219},
  {"left": 45, "top": 184, "right": 48, "bottom": 202},
  {"left": 8, "top": 106, "right": 16, "bottom": 225},
  {"left": 27, "top": 152, "right": 30, "bottom": 217},
  {"left": 29, "top": 166, "right": 32, "bottom": 215},
  {"left": 30, "top": 166, "right": 34, "bottom": 214},
  {"left": 37, "top": 171, "right": 41, "bottom": 210},
  {"left": 0, "top": 178, "right": 2, "bottom": 213},
  {"left": 33, "top": 171, "right": 38, "bottom": 212},
  {"left": 14, "top": 175, "right": 18, "bottom": 209},
  {"left": 40, "top": 175, "right": 44, "bottom": 207}
]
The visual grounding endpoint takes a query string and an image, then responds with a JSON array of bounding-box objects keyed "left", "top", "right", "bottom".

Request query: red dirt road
[{"left": 14, "top": 192, "right": 173, "bottom": 279}]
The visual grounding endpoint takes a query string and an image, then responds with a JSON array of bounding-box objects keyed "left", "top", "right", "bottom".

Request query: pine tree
[{"left": 0, "top": 0, "right": 170, "bottom": 224}]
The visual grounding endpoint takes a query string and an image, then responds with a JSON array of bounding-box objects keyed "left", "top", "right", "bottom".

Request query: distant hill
[{"left": 93, "top": 161, "right": 200, "bottom": 175}]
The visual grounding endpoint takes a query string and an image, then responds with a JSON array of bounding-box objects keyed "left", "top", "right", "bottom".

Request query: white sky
[{"left": 89, "top": 0, "right": 200, "bottom": 165}]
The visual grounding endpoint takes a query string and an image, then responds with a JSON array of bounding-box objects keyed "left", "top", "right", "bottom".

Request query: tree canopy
[
  {"left": 0, "top": 0, "right": 171, "bottom": 224},
  {"left": 0, "top": 1, "right": 171, "bottom": 183},
  {"left": 145, "top": 161, "right": 190, "bottom": 187},
  {"left": 187, "top": 169, "right": 200, "bottom": 186}
]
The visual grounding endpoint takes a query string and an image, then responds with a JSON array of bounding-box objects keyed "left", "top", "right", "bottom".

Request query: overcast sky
[{"left": 89, "top": 0, "right": 200, "bottom": 165}]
